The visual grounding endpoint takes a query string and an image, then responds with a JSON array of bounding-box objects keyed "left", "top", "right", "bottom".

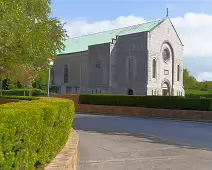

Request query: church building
[{"left": 51, "top": 18, "right": 185, "bottom": 96}]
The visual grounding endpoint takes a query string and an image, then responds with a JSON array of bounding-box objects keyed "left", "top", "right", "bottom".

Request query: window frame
[
  {"left": 152, "top": 59, "right": 157, "bottom": 79},
  {"left": 177, "top": 65, "right": 180, "bottom": 82},
  {"left": 64, "top": 65, "right": 68, "bottom": 84}
]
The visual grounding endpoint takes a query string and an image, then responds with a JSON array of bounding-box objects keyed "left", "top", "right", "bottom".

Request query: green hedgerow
[
  {"left": 0, "top": 97, "right": 75, "bottom": 169},
  {"left": 79, "top": 94, "right": 212, "bottom": 111},
  {"left": 0, "top": 89, "right": 47, "bottom": 96}
]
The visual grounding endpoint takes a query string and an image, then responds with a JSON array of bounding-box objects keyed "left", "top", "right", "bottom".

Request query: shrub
[
  {"left": 79, "top": 94, "right": 212, "bottom": 111},
  {"left": 0, "top": 89, "right": 47, "bottom": 96},
  {"left": 0, "top": 97, "right": 75, "bottom": 169},
  {"left": 185, "top": 89, "right": 212, "bottom": 99},
  {"left": 0, "top": 95, "right": 39, "bottom": 101}
]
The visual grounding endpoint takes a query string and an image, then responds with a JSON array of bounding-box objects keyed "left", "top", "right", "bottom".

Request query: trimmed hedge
[
  {"left": 0, "top": 95, "right": 39, "bottom": 101},
  {"left": 0, "top": 89, "right": 47, "bottom": 96},
  {"left": 185, "top": 89, "right": 212, "bottom": 99},
  {"left": 79, "top": 94, "right": 212, "bottom": 111},
  {"left": 0, "top": 97, "right": 75, "bottom": 169}
]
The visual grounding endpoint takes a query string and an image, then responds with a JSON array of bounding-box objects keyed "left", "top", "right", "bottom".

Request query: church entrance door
[
  {"left": 162, "top": 81, "right": 170, "bottom": 96},
  {"left": 162, "top": 89, "right": 169, "bottom": 96}
]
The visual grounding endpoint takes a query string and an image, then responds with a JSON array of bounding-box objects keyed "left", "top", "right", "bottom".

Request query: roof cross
[{"left": 166, "top": 8, "right": 169, "bottom": 18}]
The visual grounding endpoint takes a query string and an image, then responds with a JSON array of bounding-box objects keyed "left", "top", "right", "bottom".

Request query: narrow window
[
  {"left": 177, "top": 65, "right": 180, "bottom": 81},
  {"left": 128, "top": 58, "right": 134, "bottom": 80},
  {"left": 152, "top": 59, "right": 156, "bottom": 78},
  {"left": 64, "top": 65, "right": 68, "bottom": 83}
]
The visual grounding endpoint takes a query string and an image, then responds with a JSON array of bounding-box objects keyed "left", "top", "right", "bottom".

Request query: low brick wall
[
  {"left": 52, "top": 94, "right": 212, "bottom": 121},
  {"left": 0, "top": 98, "right": 19, "bottom": 105},
  {"left": 76, "top": 104, "right": 212, "bottom": 121},
  {"left": 49, "top": 94, "right": 80, "bottom": 104},
  {"left": 60, "top": 95, "right": 80, "bottom": 104},
  {"left": 45, "top": 128, "right": 79, "bottom": 170}
]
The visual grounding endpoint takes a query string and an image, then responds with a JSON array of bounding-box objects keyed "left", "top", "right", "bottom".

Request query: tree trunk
[
  {"left": 24, "top": 84, "right": 26, "bottom": 96},
  {"left": 29, "top": 87, "right": 32, "bottom": 96}
]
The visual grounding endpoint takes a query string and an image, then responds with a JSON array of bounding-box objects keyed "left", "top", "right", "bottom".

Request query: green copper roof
[{"left": 58, "top": 20, "right": 162, "bottom": 55}]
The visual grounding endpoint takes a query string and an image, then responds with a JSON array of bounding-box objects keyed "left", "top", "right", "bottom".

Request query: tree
[
  {"left": 0, "top": 0, "right": 68, "bottom": 85},
  {"left": 183, "top": 69, "right": 198, "bottom": 90}
]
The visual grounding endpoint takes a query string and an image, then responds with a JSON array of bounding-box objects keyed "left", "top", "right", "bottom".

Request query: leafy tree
[
  {"left": 0, "top": 0, "right": 68, "bottom": 88},
  {"left": 183, "top": 69, "right": 198, "bottom": 90},
  {"left": 183, "top": 69, "right": 212, "bottom": 92}
]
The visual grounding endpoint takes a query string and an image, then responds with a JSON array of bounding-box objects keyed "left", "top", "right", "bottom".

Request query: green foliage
[
  {"left": 0, "top": 89, "right": 47, "bottom": 96},
  {"left": 0, "top": 0, "right": 68, "bottom": 84},
  {"left": 183, "top": 69, "right": 212, "bottom": 92},
  {"left": 32, "top": 78, "right": 48, "bottom": 92},
  {"left": 79, "top": 94, "right": 212, "bottom": 111},
  {"left": 185, "top": 89, "right": 212, "bottom": 99},
  {"left": 183, "top": 69, "right": 198, "bottom": 90},
  {"left": 0, "top": 97, "right": 75, "bottom": 169},
  {"left": 0, "top": 95, "right": 38, "bottom": 101}
]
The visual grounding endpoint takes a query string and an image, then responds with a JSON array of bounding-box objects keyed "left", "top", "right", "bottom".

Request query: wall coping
[
  {"left": 45, "top": 128, "right": 79, "bottom": 170},
  {"left": 77, "top": 104, "right": 212, "bottom": 121}
]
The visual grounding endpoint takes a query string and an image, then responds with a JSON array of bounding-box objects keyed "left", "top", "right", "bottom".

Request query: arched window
[
  {"left": 64, "top": 65, "right": 68, "bottom": 83},
  {"left": 127, "top": 58, "right": 136, "bottom": 81},
  {"left": 162, "top": 48, "right": 170, "bottom": 62},
  {"left": 152, "top": 59, "right": 156, "bottom": 78},
  {"left": 177, "top": 65, "right": 180, "bottom": 81}
]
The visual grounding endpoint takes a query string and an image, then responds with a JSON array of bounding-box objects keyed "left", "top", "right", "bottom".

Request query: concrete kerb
[{"left": 45, "top": 128, "right": 79, "bottom": 170}]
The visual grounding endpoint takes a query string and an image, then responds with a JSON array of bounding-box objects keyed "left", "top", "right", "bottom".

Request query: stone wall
[
  {"left": 53, "top": 51, "right": 89, "bottom": 94},
  {"left": 147, "top": 18, "right": 184, "bottom": 96},
  {"left": 110, "top": 32, "right": 148, "bottom": 95}
]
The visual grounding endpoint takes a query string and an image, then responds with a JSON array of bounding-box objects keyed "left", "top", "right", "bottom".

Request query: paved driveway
[{"left": 73, "top": 113, "right": 212, "bottom": 170}]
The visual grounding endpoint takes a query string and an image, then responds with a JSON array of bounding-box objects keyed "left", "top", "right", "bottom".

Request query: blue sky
[
  {"left": 51, "top": 0, "right": 212, "bottom": 81},
  {"left": 51, "top": 0, "right": 212, "bottom": 21}
]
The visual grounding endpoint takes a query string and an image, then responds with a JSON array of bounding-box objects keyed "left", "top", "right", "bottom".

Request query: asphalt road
[{"left": 74, "top": 113, "right": 212, "bottom": 170}]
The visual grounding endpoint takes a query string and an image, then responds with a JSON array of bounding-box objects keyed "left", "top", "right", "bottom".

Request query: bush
[
  {"left": 79, "top": 94, "right": 212, "bottom": 111},
  {"left": 0, "top": 89, "right": 47, "bottom": 96},
  {"left": 0, "top": 97, "right": 75, "bottom": 169},
  {"left": 0, "top": 95, "right": 39, "bottom": 101},
  {"left": 185, "top": 89, "right": 212, "bottom": 99}
]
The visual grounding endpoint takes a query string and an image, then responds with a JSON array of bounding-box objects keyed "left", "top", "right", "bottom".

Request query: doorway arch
[
  {"left": 161, "top": 80, "right": 171, "bottom": 96},
  {"left": 127, "top": 88, "right": 134, "bottom": 95},
  {"left": 160, "top": 41, "right": 174, "bottom": 94}
]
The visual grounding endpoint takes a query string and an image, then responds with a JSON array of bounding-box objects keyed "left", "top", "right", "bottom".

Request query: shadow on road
[{"left": 74, "top": 113, "right": 212, "bottom": 152}]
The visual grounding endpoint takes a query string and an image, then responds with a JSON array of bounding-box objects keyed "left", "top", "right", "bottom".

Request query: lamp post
[{"left": 48, "top": 58, "right": 54, "bottom": 97}]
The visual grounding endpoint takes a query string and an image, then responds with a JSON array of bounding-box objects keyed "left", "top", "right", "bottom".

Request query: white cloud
[
  {"left": 64, "top": 13, "right": 212, "bottom": 58},
  {"left": 196, "top": 72, "right": 212, "bottom": 82},
  {"left": 63, "top": 13, "right": 212, "bottom": 81},
  {"left": 64, "top": 15, "right": 146, "bottom": 38},
  {"left": 172, "top": 13, "right": 212, "bottom": 58}
]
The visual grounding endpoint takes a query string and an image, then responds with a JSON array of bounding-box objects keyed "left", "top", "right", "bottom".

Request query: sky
[{"left": 51, "top": 0, "right": 212, "bottom": 81}]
